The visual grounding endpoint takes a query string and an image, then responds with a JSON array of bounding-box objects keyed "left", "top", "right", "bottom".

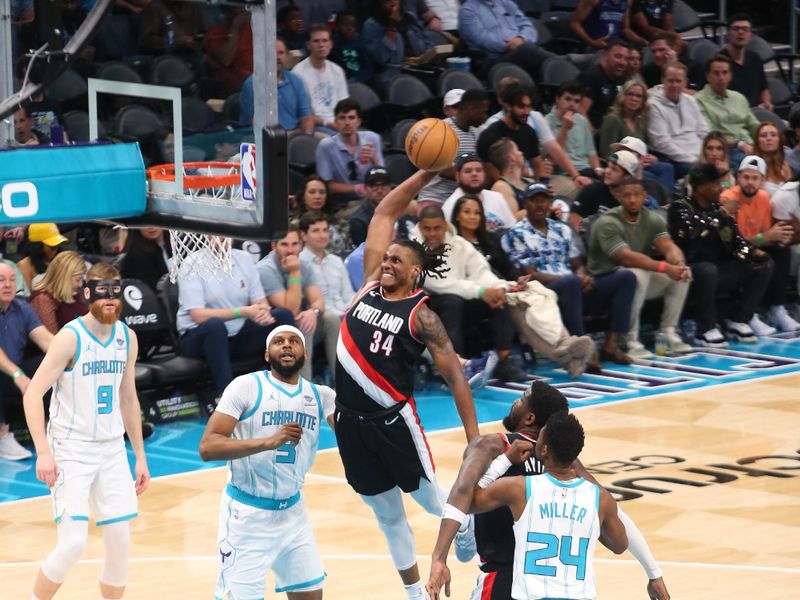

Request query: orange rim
[{"left": 146, "top": 162, "right": 240, "bottom": 189}]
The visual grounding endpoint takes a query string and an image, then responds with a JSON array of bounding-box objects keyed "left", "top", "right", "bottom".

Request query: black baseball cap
[
  {"left": 365, "top": 166, "right": 389, "bottom": 185},
  {"left": 688, "top": 163, "right": 728, "bottom": 188},
  {"left": 455, "top": 152, "right": 482, "bottom": 171}
]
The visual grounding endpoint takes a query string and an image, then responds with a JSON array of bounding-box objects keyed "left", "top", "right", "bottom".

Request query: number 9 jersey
[{"left": 48, "top": 317, "right": 130, "bottom": 442}]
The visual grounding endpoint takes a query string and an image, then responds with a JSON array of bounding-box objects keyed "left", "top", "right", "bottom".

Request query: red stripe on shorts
[{"left": 480, "top": 571, "right": 497, "bottom": 600}]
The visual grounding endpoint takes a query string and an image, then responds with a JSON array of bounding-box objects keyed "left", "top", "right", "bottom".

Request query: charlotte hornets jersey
[
  {"left": 48, "top": 317, "right": 130, "bottom": 442},
  {"left": 512, "top": 473, "right": 601, "bottom": 600},
  {"left": 215, "top": 371, "right": 335, "bottom": 501}
]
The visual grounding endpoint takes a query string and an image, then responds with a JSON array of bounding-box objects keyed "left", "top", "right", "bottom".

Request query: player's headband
[
  {"left": 87, "top": 279, "right": 122, "bottom": 302},
  {"left": 266, "top": 325, "right": 306, "bottom": 350}
]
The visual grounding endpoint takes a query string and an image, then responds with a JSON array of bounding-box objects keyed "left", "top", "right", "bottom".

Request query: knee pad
[
  {"left": 410, "top": 478, "right": 446, "bottom": 517},
  {"left": 41, "top": 519, "right": 89, "bottom": 584},
  {"left": 100, "top": 522, "right": 131, "bottom": 588},
  {"left": 360, "top": 490, "right": 416, "bottom": 571}
]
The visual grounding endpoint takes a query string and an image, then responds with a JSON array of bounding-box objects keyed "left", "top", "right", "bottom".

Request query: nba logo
[{"left": 240, "top": 143, "right": 257, "bottom": 202}]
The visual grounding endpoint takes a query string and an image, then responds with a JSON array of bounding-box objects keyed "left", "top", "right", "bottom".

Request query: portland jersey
[
  {"left": 512, "top": 474, "right": 601, "bottom": 600},
  {"left": 336, "top": 281, "right": 428, "bottom": 412},
  {"left": 215, "top": 371, "right": 335, "bottom": 500},
  {"left": 476, "top": 432, "right": 543, "bottom": 568},
  {"left": 48, "top": 317, "right": 130, "bottom": 442}
]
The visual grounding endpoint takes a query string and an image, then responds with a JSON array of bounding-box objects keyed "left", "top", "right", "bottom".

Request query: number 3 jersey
[
  {"left": 215, "top": 371, "right": 335, "bottom": 500},
  {"left": 48, "top": 317, "right": 131, "bottom": 443},
  {"left": 336, "top": 281, "right": 429, "bottom": 412},
  {"left": 512, "top": 473, "right": 601, "bottom": 600}
]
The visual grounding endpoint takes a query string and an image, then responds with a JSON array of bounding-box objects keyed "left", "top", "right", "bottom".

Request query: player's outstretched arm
[
  {"left": 598, "top": 487, "right": 628, "bottom": 554},
  {"left": 363, "top": 169, "right": 438, "bottom": 284},
  {"left": 22, "top": 328, "right": 78, "bottom": 488},
  {"left": 414, "top": 303, "right": 478, "bottom": 441},
  {"left": 119, "top": 330, "right": 150, "bottom": 495},
  {"left": 199, "top": 412, "right": 302, "bottom": 461}
]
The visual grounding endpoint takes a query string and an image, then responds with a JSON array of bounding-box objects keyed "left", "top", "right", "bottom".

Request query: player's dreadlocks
[{"left": 393, "top": 239, "right": 450, "bottom": 290}]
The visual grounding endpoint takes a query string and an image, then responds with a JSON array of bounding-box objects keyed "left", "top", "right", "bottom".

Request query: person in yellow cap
[{"left": 16, "top": 223, "right": 68, "bottom": 290}]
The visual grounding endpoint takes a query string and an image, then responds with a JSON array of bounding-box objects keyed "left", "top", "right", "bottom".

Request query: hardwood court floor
[{"left": 2, "top": 374, "right": 799, "bottom": 598}]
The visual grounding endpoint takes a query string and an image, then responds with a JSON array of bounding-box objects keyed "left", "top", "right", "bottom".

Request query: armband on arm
[{"left": 478, "top": 453, "right": 513, "bottom": 488}]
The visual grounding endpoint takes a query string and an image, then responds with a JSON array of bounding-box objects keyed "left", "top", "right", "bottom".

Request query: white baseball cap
[
  {"left": 610, "top": 136, "right": 648, "bottom": 157},
  {"left": 608, "top": 150, "right": 640, "bottom": 176},
  {"left": 443, "top": 88, "right": 465, "bottom": 108},
  {"left": 738, "top": 155, "right": 767, "bottom": 176}
]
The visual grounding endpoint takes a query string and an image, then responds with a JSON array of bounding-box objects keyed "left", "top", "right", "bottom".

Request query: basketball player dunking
[
  {"left": 23, "top": 264, "right": 150, "bottom": 600},
  {"left": 335, "top": 168, "right": 480, "bottom": 600}
]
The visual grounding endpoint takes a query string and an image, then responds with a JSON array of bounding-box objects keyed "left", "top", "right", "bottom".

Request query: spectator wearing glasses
[
  {"left": 315, "top": 99, "right": 384, "bottom": 205},
  {"left": 720, "top": 13, "right": 771, "bottom": 110}
]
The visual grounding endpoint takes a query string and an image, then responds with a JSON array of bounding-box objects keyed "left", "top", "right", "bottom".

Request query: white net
[{"left": 168, "top": 231, "right": 233, "bottom": 283}]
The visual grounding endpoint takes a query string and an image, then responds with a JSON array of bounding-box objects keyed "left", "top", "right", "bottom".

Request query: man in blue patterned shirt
[{"left": 502, "top": 183, "right": 636, "bottom": 363}]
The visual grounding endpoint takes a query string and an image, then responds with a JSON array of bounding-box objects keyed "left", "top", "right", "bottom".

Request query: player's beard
[
  {"left": 270, "top": 354, "right": 305, "bottom": 379},
  {"left": 502, "top": 406, "right": 521, "bottom": 432},
  {"left": 89, "top": 299, "right": 122, "bottom": 324}
]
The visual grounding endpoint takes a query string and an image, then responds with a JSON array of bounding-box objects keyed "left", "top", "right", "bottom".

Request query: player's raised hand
[
  {"left": 647, "top": 577, "right": 670, "bottom": 600},
  {"left": 135, "top": 458, "right": 150, "bottom": 495},
  {"left": 505, "top": 439, "right": 533, "bottom": 464},
  {"left": 36, "top": 451, "right": 58, "bottom": 488},
  {"left": 267, "top": 423, "right": 303, "bottom": 449},
  {"left": 426, "top": 558, "right": 451, "bottom": 599}
]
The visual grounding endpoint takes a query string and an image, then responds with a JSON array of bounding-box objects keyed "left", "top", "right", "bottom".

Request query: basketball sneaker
[
  {"left": 463, "top": 351, "right": 499, "bottom": 389},
  {"left": 662, "top": 327, "right": 692, "bottom": 353},
  {"left": 696, "top": 328, "right": 728, "bottom": 348},
  {"left": 724, "top": 320, "right": 757, "bottom": 343},
  {"left": 454, "top": 514, "right": 477, "bottom": 562},
  {"left": 626, "top": 340, "right": 653, "bottom": 359},
  {"left": 749, "top": 314, "right": 777, "bottom": 336},
  {"left": 493, "top": 356, "right": 529, "bottom": 383},
  {"left": 768, "top": 305, "right": 800, "bottom": 332},
  {"left": 0, "top": 432, "right": 33, "bottom": 461}
]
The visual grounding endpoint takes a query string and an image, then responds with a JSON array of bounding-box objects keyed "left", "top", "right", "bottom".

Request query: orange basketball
[{"left": 404, "top": 118, "right": 459, "bottom": 172}]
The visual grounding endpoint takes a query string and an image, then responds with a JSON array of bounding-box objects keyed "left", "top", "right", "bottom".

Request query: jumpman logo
[{"left": 220, "top": 549, "right": 232, "bottom": 563}]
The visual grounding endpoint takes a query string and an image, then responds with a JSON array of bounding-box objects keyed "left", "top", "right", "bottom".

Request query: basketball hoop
[{"left": 146, "top": 161, "right": 245, "bottom": 283}]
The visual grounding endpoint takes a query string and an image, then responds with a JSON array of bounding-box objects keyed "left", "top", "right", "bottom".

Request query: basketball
[{"left": 404, "top": 118, "right": 459, "bottom": 172}]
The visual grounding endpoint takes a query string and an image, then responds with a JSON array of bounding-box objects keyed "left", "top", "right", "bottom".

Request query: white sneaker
[
  {"left": 768, "top": 305, "right": 800, "bottom": 332},
  {"left": 0, "top": 432, "right": 33, "bottom": 461},
  {"left": 696, "top": 328, "right": 729, "bottom": 348},
  {"left": 749, "top": 314, "right": 777, "bottom": 336},
  {"left": 626, "top": 340, "right": 653, "bottom": 359},
  {"left": 724, "top": 320, "right": 757, "bottom": 343},
  {"left": 661, "top": 327, "right": 692, "bottom": 353},
  {"left": 454, "top": 514, "right": 477, "bottom": 562}
]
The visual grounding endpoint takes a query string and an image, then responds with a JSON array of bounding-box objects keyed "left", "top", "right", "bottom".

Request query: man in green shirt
[
  {"left": 695, "top": 54, "right": 760, "bottom": 169},
  {"left": 587, "top": 179, "right": 692, "bottom": 358}
]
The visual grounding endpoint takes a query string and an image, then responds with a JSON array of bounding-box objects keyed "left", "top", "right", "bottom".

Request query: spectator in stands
[
  {"left": 577, "top": 39, "right": 630, "bottom": 130},
  {"left": 176, "top": 243, "right": 294, "bottom": 396},
  {"left": 770, "top": 174, "right": 800, "bottom": 289},
  {"left": 786, "top": 111, "right": 800, "bottom": 176},
  {"left": 489, "top": 138, "right": 534, "bottom": 219},
  {"left": 14, "top": 105, "right": 48, "bottom": 145},
  {"left": 458, "top": 0, "right": 554, "bottom": 73},
  {"left": 292, "top": 24, "right": 349, "bottom": 134},
  {"left": 569, "top": 150, "right": 638, "bottom": 231},
  {"left": 647, "top": 61, "right": 709, "bottom": 179},
  {"left": 504, "top": 182, "right": 636, "bottom": 363},
  {"left": 239, "top": 44, "right": 314, "bottom": 134},
  {"left": 626, "top": 44, "right": 644, "bottom": 81},
  {"left": 695, "top": 54, "right": 760, "bottom": 169},
  {"left": 294, "top": 174, "right": 349, "bottom": 255},
  {"left": 608, "top": 135, "right": 675, "bottom": 201},
  {"left": 330, "top": 11, "right": 373, "bottom": 83},
  {"left": 10, "top": 0, "right": 33, "bottom": 64},
  {"left": 720, "top": 156, "right": 799, "bottom": 332},
  {"left": 599, "top": 80, "right": 649, "bottom": 158},
  {"left": 640, "top": 32, "right": 679, "bottom": 88},
  {"left": 569, "top": 0, "right": 646, "bottom": 50},
  {"left": 423, "top": 0, "right": 460, "bottom": 34},
  {"left": 15, "top": 60, "right": 66, "bottom": 140},
  {"left": 0, "top": 258, "right": 29, "bottom": 297},
  {"left": 277, "top": 4, "right": 307, "bottom": 54},
  {"left": 299, "top": 212, "right": 354, "bottom": 380},
  {"left": 315, "top": 99, "right": 384, "bottom": 204},
  {"left": 451, "top": 194, "right": 516, "bottom": 279},
  {"left": 668, "top": 163, "right": 772, "bottom": 346},
  {"left": 697, "top": 131, "right": 736, "bottom": 188},
  {"left": 480, "top": 77, "right": 593, "bottom": 196},
  {"left": 477, "top": 82, "right": 546, "bottom": 179},
  {"left": 630, "top": 0, "right": 684, "bottom": 48},
  {"left": 442, "top": 153, "right": 517, "bottom": 231},
  {"left": 120, "top": 227, "right": 171, "bottom": 292},
  {"left": 411, "top": 206, "right": 528, "bottom": 382},
  {"left": 348, "top": 167, "right": 392, "bottom": 248},
  {"left": 137, "top": 0, "right": 205, "bottom": 65},
  {"left": 256, "top": 224, "right": 325, "bottom": 380},
  {"left": 587, "top": 178, "right": 692, "bottom": 357},
  {"left": 28, "top": 250, "right": 87, "bottom": 334},
  {"left": 362, "top": 0, "right": 432, "bottom": 86},
  {"left": 203, "top": 6, "right": 253, "bottom": 97},
  {"left": 545, "top": 80, "right": 602, "bottom": 197},
  {"left": 0, "top": 262, "right": 53, "bottom": 460},
  {"left": 419, "top": 88, "right": 489, "bottom": 207},
  {"left": 16, "top": 223, "right": 68, "bottom": 289},
  {"left": 720, "top": 13, "right": 771, "bottom": 110},
  {"left": 753, "top": 121, "right": 791, "bottom": 196}
]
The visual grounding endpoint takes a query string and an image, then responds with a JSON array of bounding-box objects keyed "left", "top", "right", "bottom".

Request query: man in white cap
[
  {"left": 199, "top": 324, "right": 335, "bottom": 600},
  {"left": 418, "top": 88, "right": 489, "bottom": 209},
  {"left": 721, "top": 156, "right": 800, "bottom": 333},
  {"left": 610, "top": 135, "right": 675, "bottom": 195},
  {"left": 570, "top": 150, "right": 639, "bottom": 232}
]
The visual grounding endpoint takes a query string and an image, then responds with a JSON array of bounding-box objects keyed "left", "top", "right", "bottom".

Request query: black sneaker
[{"left": 493, "top": 358, "right": 529, "bottom": 382}]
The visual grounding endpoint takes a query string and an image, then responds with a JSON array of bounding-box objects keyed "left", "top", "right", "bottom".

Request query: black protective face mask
[{"left": 87, "top": 279, "right": 122, "bottom": 302}]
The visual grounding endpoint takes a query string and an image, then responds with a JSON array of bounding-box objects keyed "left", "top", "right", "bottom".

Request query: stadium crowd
[{"left": 3, "top": 1, "right": 800, "bottom": 459}]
